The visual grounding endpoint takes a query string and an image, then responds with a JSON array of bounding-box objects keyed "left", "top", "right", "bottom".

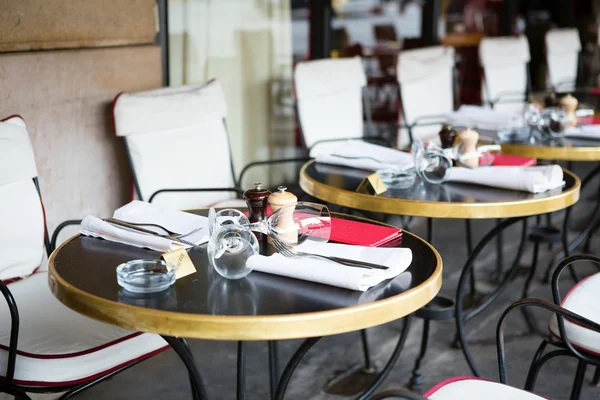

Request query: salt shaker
[
  {"left": 243, "top": 183, "right": 271, "bottom": 241},
  {"left": 560, "top": 94, "right": 578, "bottom": 128},
  {"left": 457, "top": 128, "right": 480, "bottom": 168},
  {"left": 267, "top": 186, "right": 298, "bottom": 244}
]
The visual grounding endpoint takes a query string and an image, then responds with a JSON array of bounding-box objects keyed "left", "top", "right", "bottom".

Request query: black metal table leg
[
  {"left": 361, "top": 330, "right": 374, "bottom": 372},
  {"left": 274, "top": 337, "right": 322, "bottom": 400},
  {"left": 162, "top": 336, "right": 206, "bottom": 399},
  {"left": 237, "top": 342, "right": 246, "bottom": 400},
  {"left": 407, "top": 319, "right": 430, "bottom": 392},
  {"left": 455, "top": 217, "right": 528, "bottom": 376},
  {"left": 495, "top": 218, "right": 504, "bottom": 282},
  {"left": 268, "top": 341, "right": 279, "bottom": 399}
]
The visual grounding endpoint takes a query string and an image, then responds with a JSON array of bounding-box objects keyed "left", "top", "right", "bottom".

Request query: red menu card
[
  {"left": 330, "top": 217, "right": 402, "bottom": 247},
  {"left": 491, "top": 154, "right": 536, "bottom": 167}
]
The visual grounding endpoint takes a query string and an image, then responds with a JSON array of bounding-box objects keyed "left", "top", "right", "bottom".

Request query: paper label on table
[
  {"left": 160, "top": 248, "right": 196, "bottom": 279},
  {"left": 356, "top": 173, "right": 387, "bottom": 195}
]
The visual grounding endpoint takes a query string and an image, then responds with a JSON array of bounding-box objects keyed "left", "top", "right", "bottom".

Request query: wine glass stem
[{"left": 247, "top": 221, "right": 269, "bottom": 235}]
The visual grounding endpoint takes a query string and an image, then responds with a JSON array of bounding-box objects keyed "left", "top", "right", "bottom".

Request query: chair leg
[
  {"left": 525, "top": 347, "right": 571, "bottom": 392},
  {"left": 407, "top": 319, "right": 430, "bottom": 392},
  {"left": 570, "top": 360, "right": 587, "bottom": 400},
  {"left": 592, "top": 365, "right": 600, "bottom": 386}
]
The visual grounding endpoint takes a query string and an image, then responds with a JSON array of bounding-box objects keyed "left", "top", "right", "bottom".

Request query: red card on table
[
  {"left": 330, "top": 217, "right": 402, "bottom": 247},
  {"left": 245, "top": 208, "right": 402, "bottom": 247},
  {"left": 491, "top": 154, "right": 536, "bottom": 167}
]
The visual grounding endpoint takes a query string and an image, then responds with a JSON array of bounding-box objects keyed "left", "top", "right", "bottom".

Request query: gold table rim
[
  {"left": 48, "top": 222, "right": 442, "bottom": 341},
  {"left": 299, "top": 160, "right": 581, "bottom": 219},
  {"left": 500, "top": 142, "right": 600, "bottom": 161}
]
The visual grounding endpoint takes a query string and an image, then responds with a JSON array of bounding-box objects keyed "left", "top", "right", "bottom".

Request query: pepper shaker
[
  {"left": 439, "top": 124, "right": 458, "bottom": 149},
  {"left": 243, "top": 183, "right": 271, "bottom": 241},
  {"left": 268, "top": 186, "right": 298, "bottom": 244}
]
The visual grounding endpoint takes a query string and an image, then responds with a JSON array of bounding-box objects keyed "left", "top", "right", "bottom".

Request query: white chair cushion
[
  {"left": 480, "top": 36, "right": 530, "bottom": 112},
  {"left": 113, "top": 81, "right": 237, "bottom": 209},
  {"left": 397, "top": 46, "right": 454, "bottom": 147},
  {"left": 425, "top": 377, "right": 546, "bottom": 399},
  {"left": 0, "top": 117, "right": 45, "bottom": 281},
  {"left": 294, "top": 58, "right": 366, "bottom": 150},
  {"left": 0, "top": 272, "right": 168, "bottom": 386},
  {"left": 548, "top": 272, "right": 600, "bottom": 355},
  {"left": 545, "top": 28, "right": 581, "bottom": 92}
]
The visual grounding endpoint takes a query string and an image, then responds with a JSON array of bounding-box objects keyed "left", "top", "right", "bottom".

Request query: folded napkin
[
  {"left": 80, "top": 200, "right": 209, "bottom": 252},
  {"left": 314, "top": 140, "right": 414, "bottom": 172},
  {"left": 564, "top": 125, "right": 600, "bottom": 140},
  {"left": 249, "top": 241, "right": 412, "bottom": 292},
  {"left": 445, "top": 165, "right": 564, "bottom": 193},
  {"left": 448, "top": 105, "right": 522, "bottom": 131}
]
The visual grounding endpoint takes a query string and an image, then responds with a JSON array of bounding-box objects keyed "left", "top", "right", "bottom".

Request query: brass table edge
[
  {"left": 500, "top": 142, "right": 600, "bottom": 161},
  {"left": 48, "top": 228, "right": 442, "bottom": 340},
  {"left": 299, "top": 160, "right": 581, "bottom": 219}
]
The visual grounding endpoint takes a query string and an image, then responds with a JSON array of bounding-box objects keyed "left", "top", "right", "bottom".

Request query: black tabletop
[{"left": 49, "top": 210, "right": 442, "bottom": 340}]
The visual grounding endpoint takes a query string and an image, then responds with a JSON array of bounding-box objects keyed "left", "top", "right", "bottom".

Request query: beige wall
[{"left": 0, "top": 46, "right": 162, "bottom": 234}]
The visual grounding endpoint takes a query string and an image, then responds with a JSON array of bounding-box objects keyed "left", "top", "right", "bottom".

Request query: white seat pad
[
  {"left": 0, "top": 272, "right": 168, "bottom": 386},
  {"left": 425, "top": 377, "right": 546, "bottom": 399},
  {"left": 549, "top": 272, "right": 600, "bottom": 355}
]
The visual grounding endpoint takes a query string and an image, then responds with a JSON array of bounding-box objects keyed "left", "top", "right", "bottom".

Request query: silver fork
[
  {"left": 105, "top": 218, "right": 199, "bottom": 247},
  {"left": 106, "top": 218, "right": 202, "bottom": 238},
  {"left": 271, "top": 237, "right": 389, "bottom": 270}
]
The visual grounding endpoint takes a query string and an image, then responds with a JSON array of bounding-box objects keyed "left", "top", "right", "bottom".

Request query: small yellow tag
[
  {"left": 356, "top": 173, "right": 387, "bottom": 195},
  {"left": 160, "top": 248, "right": 196, "bottom": 280}
]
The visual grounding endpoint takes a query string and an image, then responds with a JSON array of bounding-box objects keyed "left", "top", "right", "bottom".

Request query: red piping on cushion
[
  {"left": 561, "top": 274, "right": 594, "bottom": 306},
  {"left": 111, "top": 92, "right": 125, "bottom": 137},
  {"left": 1, "top": 115, "right": 24, "bottom": 123},
  {"left": 423, "top": 376, "right": 489, "bottom": 397},
  {"left": 0, "top": 332, "right": 144, "bottom": 359},
  {"left": 6, "top": 344, "right": 169, "bottom": 388}
]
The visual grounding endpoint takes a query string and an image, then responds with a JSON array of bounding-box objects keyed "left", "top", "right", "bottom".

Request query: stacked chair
[{"left": 0, "top": 116, "right": 169, "bottom": 399}]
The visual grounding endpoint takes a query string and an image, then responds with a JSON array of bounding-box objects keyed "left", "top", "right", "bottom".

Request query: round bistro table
[
  {"left": 48, "top": 210, "right": 442, "bottom": 400},
  {"left": 300, "top": 160, "right": 581, "bottom": 377}
]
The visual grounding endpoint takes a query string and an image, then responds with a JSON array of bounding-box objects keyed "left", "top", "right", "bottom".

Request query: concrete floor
[{"left": 22, "top": 163, "right": 600, "bottom": 400}]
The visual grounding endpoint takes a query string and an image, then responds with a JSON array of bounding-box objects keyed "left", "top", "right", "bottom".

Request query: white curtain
[{"left": 169, "top": 0, "right": 294, "bottom": 187}]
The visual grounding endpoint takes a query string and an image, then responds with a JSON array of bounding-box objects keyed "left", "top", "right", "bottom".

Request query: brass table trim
[
  {"left": 48, "top": 228, "right": 442, "bottom": 341},
  {"left": 300, "top": 160, "right": 581, "bottom": 219},
  {"left": 500, "top": 142, "right": 600, "bottom": 161}
]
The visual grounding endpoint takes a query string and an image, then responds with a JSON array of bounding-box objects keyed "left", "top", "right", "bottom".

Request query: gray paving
[{"left": 69, "top": 163, "right": 600, "bottom": 400}]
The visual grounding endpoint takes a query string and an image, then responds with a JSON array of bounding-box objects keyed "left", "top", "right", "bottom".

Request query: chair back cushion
[
  {"left": 397, "top": 46, "right": 455, "bottom": 146},
  {"left": 294, "top": 57, "right": 366, "bottom": 155},
  {"left": 479, "top": 35, "right": 530, "bottom": 113},
  {"left": 0, "top": 116, "right": 44, "bottom": 281},
  {"left": 113, "top": 81, "right": 237, "bottom": 209},
  {"left": 545, "top": 28, "right": 581, "bottom": 92}
]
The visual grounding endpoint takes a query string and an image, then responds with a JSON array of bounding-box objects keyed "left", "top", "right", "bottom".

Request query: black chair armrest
[
  {"left": 496, "top": 297, "right": 600, "bottom": 384},
  {"left": 238, "top": 157, "right": 312, "bottom": 188},
  {"left": 148, "top": 187, "right": 244, "bottom": 204},
  {"left": 0, "top": 280, "right": 19, "bottom": 389},
  {"left": 367, "top": 389, "right": 427, "bottom": 400},
  {"left": 50, "top": 219, "right": 83, "bottom": 253}
]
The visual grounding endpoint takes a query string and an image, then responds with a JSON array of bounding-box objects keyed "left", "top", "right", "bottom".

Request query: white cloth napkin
[
  {"left": 445, "top": 165, "right": 564, "bottom": 193},
  {"left": 314, "top": 140, "right": 414, "bottom": 172},
  {"left": 447, "top": 105, "right": 523, "bottom": 131},
  {"left": 564, "top": 125, "right": 600, "bottom": 140},
  {"left": 249, "top": 242, "right": 412, "bottom": 292},
  {"left": 80, "top": 200, "right": 209, "bottom": 252}
]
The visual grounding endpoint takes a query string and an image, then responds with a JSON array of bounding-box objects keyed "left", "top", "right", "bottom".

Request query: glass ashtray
[
  {"left": 116, "top": 259, "right": 177, "bottom": 294},
  {"left": 376, "top": 169, "right": 416, "bottom": 189}
]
